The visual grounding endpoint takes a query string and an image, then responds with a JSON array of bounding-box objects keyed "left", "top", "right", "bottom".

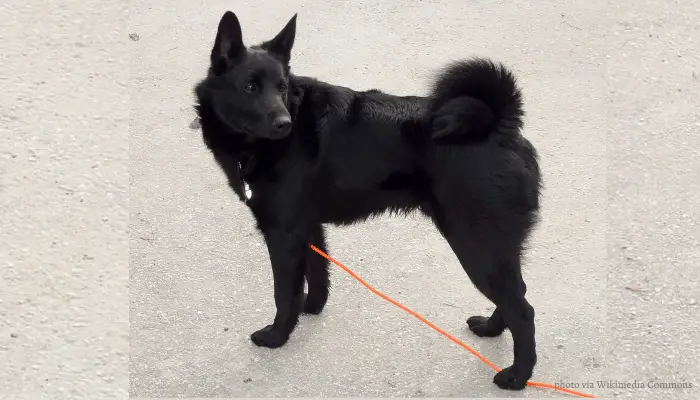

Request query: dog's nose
[{"left": 272, "top": 116, "right": 292, "bottom": 134}]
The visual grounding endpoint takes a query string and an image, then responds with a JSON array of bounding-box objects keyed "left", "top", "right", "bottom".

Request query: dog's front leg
[{"left": 250, "top": 227, "right": 307, "bottom": 348}]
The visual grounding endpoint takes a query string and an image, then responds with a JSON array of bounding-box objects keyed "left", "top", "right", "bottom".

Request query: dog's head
[{"left": 195, "top": 11, "right": 297, "bottom": 140}]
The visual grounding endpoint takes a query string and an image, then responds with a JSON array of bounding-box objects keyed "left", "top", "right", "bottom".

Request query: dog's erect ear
[
  {"left": 211, "top": 11, "right": 244, "bottom": 69},
  {"left": 265, "top": 14, "right": 297, "bottom": 63}
]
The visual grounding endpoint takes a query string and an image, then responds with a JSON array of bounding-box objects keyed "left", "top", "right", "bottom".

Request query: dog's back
[{"left": 286, "top": 58, "right": 539, "bottom": 217}]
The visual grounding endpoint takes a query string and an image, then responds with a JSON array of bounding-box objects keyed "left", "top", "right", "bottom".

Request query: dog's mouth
[
  {"left": 213, "top": 106, "right": 291, "bottom": 140},
  {"left": 255, "top": 126, "right": 291, "bottom": 140}
]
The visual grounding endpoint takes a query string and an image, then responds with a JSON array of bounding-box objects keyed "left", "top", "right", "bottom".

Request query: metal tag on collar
[
  {"left": 243, "top": 181, "right": 252, "bottom": 200},
  {"left": 239, "top": 161, "right": 252, "bottom": 201}
]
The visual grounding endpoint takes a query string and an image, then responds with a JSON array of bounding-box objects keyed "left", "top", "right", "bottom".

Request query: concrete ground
[{"left": 1, "top": 0, "right": 698, "bottom": 399}]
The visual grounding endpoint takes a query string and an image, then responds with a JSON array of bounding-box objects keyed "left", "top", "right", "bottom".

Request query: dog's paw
[
  {"left": 250, "top": 325, "right": 289, "bottom": 348},
  {"left": 467, "top": 315, "right": 505, "bottom": 337},
  {"left": 302, "top": 292, "right": 326, "bottom": 315},
  {"left": 493, "top": 366, "right": 529, "bottom": 390}
]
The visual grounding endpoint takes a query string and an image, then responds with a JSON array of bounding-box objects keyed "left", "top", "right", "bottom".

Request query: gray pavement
[
  {"left": 1, "top": 0, "right": 698, "bottom": 399},
  {"left": 1, "top": 1, "right": 129, "bottom": 399}
]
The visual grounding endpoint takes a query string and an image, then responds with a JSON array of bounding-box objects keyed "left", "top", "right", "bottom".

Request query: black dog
[{"left": 194, "top": 11, "right": 542, "bottom": 391}]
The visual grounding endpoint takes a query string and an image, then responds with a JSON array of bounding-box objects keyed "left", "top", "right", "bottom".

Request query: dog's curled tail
[{"left": 426, "top": 58, "right": 524, "bottom": 140}]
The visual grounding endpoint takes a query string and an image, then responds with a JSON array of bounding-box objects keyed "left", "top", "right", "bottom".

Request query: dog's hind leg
[
  {"left": 303, "top": 225, "right": 330, "bottom": 315},
  {"left": 431, "top": 205, "right": 536, "bottom": 390},
  {"left": 475, "top": 257, "right": 536, "bottom": 391},
  {"left": 467, "top": 307, "right": 506, "bottom": 337}
]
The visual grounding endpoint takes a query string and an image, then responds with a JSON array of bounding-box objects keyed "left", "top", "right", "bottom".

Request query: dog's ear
[
  {"left": 211, "top": 11, "right": 245, "bottom": 72},
  {"left": 265, "top": 14, "right": 297, "bottom": 63}
]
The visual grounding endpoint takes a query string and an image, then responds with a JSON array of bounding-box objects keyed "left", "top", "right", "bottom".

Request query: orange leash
[{"left": 309, "top": 244, "right": 597, "bottom": 399}]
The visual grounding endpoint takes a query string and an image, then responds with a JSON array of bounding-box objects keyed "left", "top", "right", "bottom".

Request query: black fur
[{"left": 193, "top": 11, "right": 542, "bottom": 391}]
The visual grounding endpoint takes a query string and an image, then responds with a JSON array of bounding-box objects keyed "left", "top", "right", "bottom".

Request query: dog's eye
[
  {"left": 244, "top": 83, "right": 257, "bottom": 93},
  {"left": 279, "top": 84, "right": 288, "bottom": 93}
]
